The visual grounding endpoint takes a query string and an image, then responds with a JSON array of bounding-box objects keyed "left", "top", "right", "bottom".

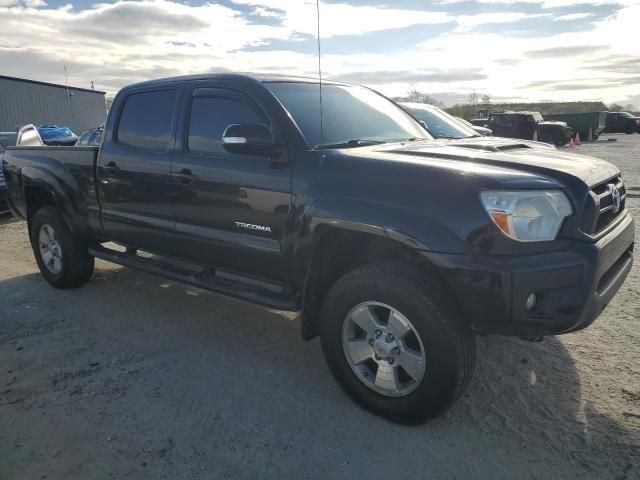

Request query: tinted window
[
  {"left": 117, "top": 90, "right": 176, "bottom": 150},
  {"left": 266, "top": 82, "right": 428, "bottom": 148},
  {"left": 187, "top": 95, "right": 265, "bottom": 154},
  {"left": 93, "top": 132, "right": 103, "bottom": 145}
]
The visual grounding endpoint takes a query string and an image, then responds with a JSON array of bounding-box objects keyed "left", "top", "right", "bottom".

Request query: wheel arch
[
  {"left": 22, "top": 168, "right": 80, "bottom": 234},
  {"left": 297, "top": 221, "right": 454, "bottom": 341}
]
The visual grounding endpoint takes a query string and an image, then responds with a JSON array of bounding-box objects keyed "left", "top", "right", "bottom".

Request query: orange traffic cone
[
  {"left": 575, "top": 132, "right": 581, "bottom": 146},
  {"left": 588, "top": 128, "right": 593, "bottom": 142},
  {"left": 568, "top": 137, "right": 575, "bottom": 148},
  {"left": 532, "top": 129, "right": 538, "bottom": 141}
]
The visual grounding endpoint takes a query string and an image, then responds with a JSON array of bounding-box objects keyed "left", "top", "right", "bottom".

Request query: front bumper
[{"left": 427, "top": 212, "right": 635, "bottom": 337}]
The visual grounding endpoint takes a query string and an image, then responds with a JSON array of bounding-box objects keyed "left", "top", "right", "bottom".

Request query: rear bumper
[{"left": 428, "top": 212, "right": 635, "bottom": 337}]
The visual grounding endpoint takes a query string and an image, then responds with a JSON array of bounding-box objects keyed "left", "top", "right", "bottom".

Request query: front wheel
[
  {"left": 553, "top": 134, "right": 567, "bottom": 146},
  {"left": 319, "top": 262, "right": 475, "bottom": 424},
  {"left": 539, "top": 132, "right": 553, "bottom": 144},
  {"left": 29, "top": 206, "right": 94, "bottom": 289}
]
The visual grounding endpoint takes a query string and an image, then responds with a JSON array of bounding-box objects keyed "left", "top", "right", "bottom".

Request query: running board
[{"left": 88, "top": 244, "right": 299, "bottom": 311}]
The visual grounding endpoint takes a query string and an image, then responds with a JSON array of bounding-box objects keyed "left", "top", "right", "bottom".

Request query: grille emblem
[{"left": 611, "top": 186, "right": 621, "bottom": 213}]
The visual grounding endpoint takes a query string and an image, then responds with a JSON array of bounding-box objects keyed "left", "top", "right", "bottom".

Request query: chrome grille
[{"left": 589, "top": 176, "right": 626, "bottom": 234}]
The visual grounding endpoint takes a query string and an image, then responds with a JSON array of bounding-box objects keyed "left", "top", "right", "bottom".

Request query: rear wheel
[
  {"left": 29, "top": 206, "right": 94, "bottom": 289},
  {"left": 319, "top": 262, "right": 475, "bottom": 424}
]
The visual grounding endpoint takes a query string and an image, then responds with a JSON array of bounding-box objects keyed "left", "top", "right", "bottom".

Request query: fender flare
[
  {"left": 292, "top": 199, "right": 463, "bottom": 340},
  {"left": 21, "top": 166, "right": 82, "bottom": 234}
]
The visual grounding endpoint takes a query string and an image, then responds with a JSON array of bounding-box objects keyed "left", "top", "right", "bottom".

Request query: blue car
[{"left": 36, "top": 125, "right": 78, "bottom": 146}]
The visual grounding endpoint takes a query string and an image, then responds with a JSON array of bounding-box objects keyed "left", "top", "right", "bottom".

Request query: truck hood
[
  {"left": 372, "top": 138, "right": 619, "bottom": 188},
  {"left": 440, "top": 136, "right": 556, "bottom": 151}
]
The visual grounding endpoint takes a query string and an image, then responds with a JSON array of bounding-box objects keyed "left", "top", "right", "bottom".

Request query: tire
[
  {"left": 539, "top": 132, "right": 553, "bottom": 144},
  {"left": 319, "top": 262, "right": 475, "bottom": 424},
  {"left": 29, "top": 206, "right": 94, "bottom": 289}
]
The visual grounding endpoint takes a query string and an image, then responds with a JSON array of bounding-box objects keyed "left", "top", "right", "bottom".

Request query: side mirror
[{"left": 222, "top": 123, "right": 275, "bottom": 155}]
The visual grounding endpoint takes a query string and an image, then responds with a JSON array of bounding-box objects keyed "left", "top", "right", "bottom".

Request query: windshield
[
  {"left": 266, "top": 82, "right": 430, "bottom": 148},
  {"left": 619, "top": 111, "right": 632, "bottom": 118},
  {"left": 403, "top": 104, "right": 479, "bottom": 139}
]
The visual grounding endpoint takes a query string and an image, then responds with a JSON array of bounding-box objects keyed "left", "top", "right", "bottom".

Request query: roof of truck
[{"left": 125, "top": 72, "right": 349, "bottom": 90}]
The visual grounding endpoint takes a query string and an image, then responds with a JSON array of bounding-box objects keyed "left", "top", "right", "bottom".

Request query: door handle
[
  {"left": 176, "top": 168, "right": 196, "bottom": 184},
  {"left": 103, "top": 161, "right": 119, "bottom": 175}
]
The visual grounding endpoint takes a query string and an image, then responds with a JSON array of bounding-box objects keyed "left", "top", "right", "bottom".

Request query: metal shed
[{"left": 0, "top": 75, "right": 107, "bottom": 134}]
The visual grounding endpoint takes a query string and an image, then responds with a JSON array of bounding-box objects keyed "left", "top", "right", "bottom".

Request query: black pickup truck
[{"left": 2, "top": 74, "right": 635, "bottom": 424}]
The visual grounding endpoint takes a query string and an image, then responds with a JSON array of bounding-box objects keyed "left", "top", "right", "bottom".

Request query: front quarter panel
[{"left": 289, "top": 148, "right": 572, "bottom": 287}]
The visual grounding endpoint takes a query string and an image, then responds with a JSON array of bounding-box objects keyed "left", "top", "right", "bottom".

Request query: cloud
[
  {"left": 526, "top": 76, "right": 640, "bottom": 91},
  {"left": 240, "top": 22, "right": 458, "bottom": 54},
  {"left": 0, "top": 0, "right": 638, "bottom": 108},
  {"left": 494, "top": 58, "right": 522, "bottom": 66},
  {"left": 0, "top": 0, "right": 46, "bottom": 5},
  {"left": 65, "top": 2, "right": 211, "bottom": 42},
  {"left": 525, "top": 45, "right": 609, "bottom": 58},
  {"left": 582, "top": 55, "right": 639, "bottom": 74},
  {"left": 329, "top": 69, "right": 488, "bottom": 84}
]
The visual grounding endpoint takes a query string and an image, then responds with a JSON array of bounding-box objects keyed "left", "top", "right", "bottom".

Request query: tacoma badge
[{"left": 234, "top": 222, "right": 272, "bottom": 233}]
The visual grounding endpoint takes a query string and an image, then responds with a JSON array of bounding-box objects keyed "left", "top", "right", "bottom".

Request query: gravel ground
[{"left": 1, "top": 134, "right": 639, "bottom": 480}]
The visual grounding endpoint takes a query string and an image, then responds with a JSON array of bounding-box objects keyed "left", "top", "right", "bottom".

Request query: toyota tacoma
[{"left": 2, "top": 74, "right": 634, "bottom": 424}]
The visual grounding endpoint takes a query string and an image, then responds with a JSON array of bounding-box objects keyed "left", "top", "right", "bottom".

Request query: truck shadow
[
  {"left": 0, "top": 265, "right": 637, "bottom": 478},
  {"left": 0, "top": 212, "right": 19, "bottom": 225}
]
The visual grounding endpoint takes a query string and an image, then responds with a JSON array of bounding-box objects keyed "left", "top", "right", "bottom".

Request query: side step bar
[{"left": 88, "top": 244, "right": 300, "bottom": 311}]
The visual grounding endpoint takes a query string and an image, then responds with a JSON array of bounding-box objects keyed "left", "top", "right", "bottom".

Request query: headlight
[{"left": 480, "top": 190, "right": 573, "bottom": 242}]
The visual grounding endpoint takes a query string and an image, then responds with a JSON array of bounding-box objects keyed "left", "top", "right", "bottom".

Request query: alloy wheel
[{"left": 341, "top": 301, "right": 427, "bottom": 397}]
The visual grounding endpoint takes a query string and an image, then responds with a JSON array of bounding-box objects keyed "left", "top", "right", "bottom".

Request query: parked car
[
  {"left": 3, "top": 73, "right": 634, "bottom": 424},
  {"left": 604, "top": 111, "right": 640, "bottom": 134},
  {"left": 76, "top": 126, "right": 103, "bottom": 146},
  {"left": 402, "top": 103, "right": 553, "bottom": 150},
  {"left": 15, "top": 124, "right": 79, "bottom": 147},
  {"left": 15, "top": 124, "right": 45, "bottom": 147},
  {"left": 473, "top": 111, "right": 574, "bottom": 146},
  {"left": 25, "top": 125, "right": 78, "bottom": 146},
  {"left": 0, "top": 131, "right": 17, "bottom": 212},
  {"left": 455, "top": 116, "right": 493, "bottom": 136},
  {"left": 400, "top": 102, "right": 481, "bottom": 139}
]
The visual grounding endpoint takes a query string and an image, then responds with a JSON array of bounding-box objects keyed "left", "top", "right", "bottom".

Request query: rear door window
[{"left": 117, "top": 89, "right": 177, "bottom": 151}]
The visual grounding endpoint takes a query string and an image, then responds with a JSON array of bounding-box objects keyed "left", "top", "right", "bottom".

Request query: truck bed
[{"left": 3, "top": 146, "right": 100, "bottom": 227}]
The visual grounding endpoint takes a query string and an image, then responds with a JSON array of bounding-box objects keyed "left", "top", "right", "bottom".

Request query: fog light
[{"left": 526, "top": 293, "right": 537, "bottom": 311}]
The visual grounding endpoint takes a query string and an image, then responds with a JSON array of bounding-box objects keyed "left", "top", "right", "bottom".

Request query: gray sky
[{"left": 1, "top": 0, "right": 638, "bottom": 106}]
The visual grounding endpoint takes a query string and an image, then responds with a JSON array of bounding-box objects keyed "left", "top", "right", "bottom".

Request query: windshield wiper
[{"left": 315, "top": 139, "right": 387, "bottom": 149}]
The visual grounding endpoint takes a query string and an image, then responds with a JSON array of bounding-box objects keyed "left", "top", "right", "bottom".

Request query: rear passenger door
[
  {"left": 98, "top": 87, "right": 180, "bottom": 253},
  {"left": 170, "top": 85, "right": 292, "bottom": 283}
]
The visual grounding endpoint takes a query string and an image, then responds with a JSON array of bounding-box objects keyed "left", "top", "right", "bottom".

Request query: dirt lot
[{"left": 1, "top": 135, "right": 639, "bottom": 480}]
